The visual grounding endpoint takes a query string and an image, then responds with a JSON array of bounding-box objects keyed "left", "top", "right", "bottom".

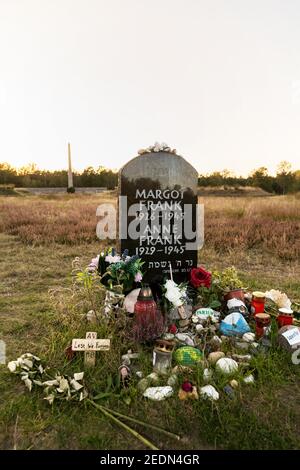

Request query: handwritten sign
[
  {"left": 72, "top": 332, "right": 110, "bottom": 367},
  {"left": 282, "top": 328, "right": 300, "bottom": 347},
  {"left": 72, "top": 339, "right": 111, "bottom": 351}
]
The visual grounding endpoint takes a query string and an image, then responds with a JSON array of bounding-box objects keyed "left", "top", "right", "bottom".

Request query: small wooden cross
[{"left": 72, "top": 332, "right": 110, "bottom": 367}]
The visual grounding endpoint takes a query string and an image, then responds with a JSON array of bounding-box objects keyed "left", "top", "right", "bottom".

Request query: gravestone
[{"left": 119, "top": 143, "right": 199, "bottom": 284}]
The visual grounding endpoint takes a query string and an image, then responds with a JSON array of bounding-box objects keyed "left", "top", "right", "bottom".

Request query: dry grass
[
  {"left": 0, "top": 193, "right": 114, "bottom": 245},
  {"left": 0, "top": 193, "right": 299, "bottom": 260},
  {"left": 1, "top": 193, "right": 300, "bottom": 450},
  {"left": 202, "top": 195, "right": 300, "bottom": 260}
]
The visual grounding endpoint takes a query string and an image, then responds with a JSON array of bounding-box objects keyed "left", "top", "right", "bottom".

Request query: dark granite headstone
[{"left": 118, "top": 147, "right": 198, "bottom": 284}]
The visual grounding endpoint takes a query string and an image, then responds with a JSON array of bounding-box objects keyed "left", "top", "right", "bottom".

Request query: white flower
[
  {"left": 7, "top": 361, "right": 18, "bottom": 372},
  {"left": 22, "top": 353, "right": 40, "bottom": 361},
  {"left": 172, "top": 297, "right": 184, "bottom": 308},
  {"left": 105, "top": 255, "right": 121, "bottom": 264},
  {"left": 24, "top": 378, "right": 32, "bottom": 391},
  {"left": 74, "top": 372, "right": 84, "bottom": 381},
  {"left": 42, "top": 380, "right": 59, "bottom": 387},
  {"left": 33, "top": 380, "right": 43, "bottom": 386},
  {"left": 165, "top": 280, "right": 177, "bottom": 290},
  {"left": 164, "top": 280, "right": 184, "bottom": 307},
  {"left": 79, "top": 390, "right": 88, "bottom": 401},
  {"left": 57, "top": 378, "right": 70, "bottom": 393},
  {"left": 44, "top": 394, "right": 55, "bottom": 405},
  {"left": 265, "top": 289, "right": 292, "bottom": 309},
  {"left": 22, "top": 359, "right": 33, "bottom": 369},
  {"left": 70, "top": 379, "right": 83, "bottom": 391}
]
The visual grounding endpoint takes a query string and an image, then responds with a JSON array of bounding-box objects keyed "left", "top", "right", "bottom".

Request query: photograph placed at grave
[{"left": 119, "top": 145, "right": 199, "bottom": 284}]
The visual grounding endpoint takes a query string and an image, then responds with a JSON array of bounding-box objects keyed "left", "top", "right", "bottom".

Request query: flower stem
[
  {"left": 87, "top": 399, "right": 159, "bottom": 450},
  {"left": 101, "top": 405, "right": 180, "bottom": 441}
]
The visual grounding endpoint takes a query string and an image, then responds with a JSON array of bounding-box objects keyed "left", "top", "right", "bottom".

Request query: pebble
[
  {"left": 138, "top": 378, "right": 149, "bottom": 393},
  {"left": 172, "top": 365, "right": 193, "bottom": 374},
  {"left": 208, "top": 351, "right": 225, "bottom": 365},
  {"left": 243, "top": 374, "right": 255, "bottom": 384},
  {"left": 216, "top": 358, "right": 239, "bottom": 374},
  {"left": 175, "top": 333, "right": 195, "bottom": 347},
  {"left": 179, "top": 319, "right": 190, "bottom": 328},
  {"left": 230, "top": 379, "right": 239, "bottom": 389},
  {"left": 163, "top": 333, "right": 175, "bottom": 341},
  {"left": 143, "top": 386, "right": 173, "bottom": 401},
  {"left": 235, "top": 342, "right": 250, "bottom": 351},
  {"left": 209, "top": 335, "right": 223, "bottom": 351},
  {"left": 232, "top": 354, "right": 252, "bottom": 362},
  {"left": 167, "top": 374, "right": 178, "bottom": 386},
  {"left": 200, "top": 385, "right": 219, "bottom": 401},
  {"left": 146, "top": 372, "right": 160, "bottom": 384},
  {"left": 242, "top": 332, "right": 256, "bottom": 343},
  {"left": 224, "top": 385, "right": 235, "bottom": 399},
  {"left": 195, "top": 324, "right": 204, "bottom": 332}
]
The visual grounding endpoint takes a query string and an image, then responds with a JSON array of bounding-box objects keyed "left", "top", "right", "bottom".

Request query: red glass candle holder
[
  {"left": 255, "top": 313, "right": 271, "bottom": 338},
  {"left": 251, "top": 291, "right": 266, "bottom": 315},
  {"left": 134, "top": 284, "right": 157, "bottom": 317},
  {"left": 277, "top": 308, "right": 293, "bottom": 328}
]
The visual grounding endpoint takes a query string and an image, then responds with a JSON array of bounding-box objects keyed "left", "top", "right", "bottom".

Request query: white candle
[{"left": 169, "top": 262, "right": 173, "bottom": 282}]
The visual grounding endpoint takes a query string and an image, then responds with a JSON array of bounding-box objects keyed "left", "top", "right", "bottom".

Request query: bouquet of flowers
[{"left": 89, "top": 248, "right": 144, "bottom": 293}]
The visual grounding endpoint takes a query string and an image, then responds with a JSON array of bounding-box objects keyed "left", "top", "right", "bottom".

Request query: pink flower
[
  {"left": 134, "top": 271, "right": 143, "bottom": 282},
  {"left": 91, "top": 255, "right": 100, "bottom": 267},
  {"left": 88, "top": 255, "right": 99, "bottom": 272}
]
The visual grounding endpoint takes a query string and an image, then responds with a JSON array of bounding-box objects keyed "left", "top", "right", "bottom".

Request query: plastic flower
[
  {"left": 105, "top": 254, "right": 121, "bottom": 264},
  {"left": 164, "top": 280, "right": 185, "bottom": 308},
  {"left": 265, "top": 289, "right": 292, "bottom": 309},
  {"left": 88, "top": 255, "right": 100, "bottom": 272},
  {"left": 168, "top": 324, "right": 178, "bottom": 334},
  {"left": 190, "top": 267, "right": 211, "bottom": 289},
  {"left": 134, "top": 271, "right": 143, "bottom": 282},
  {"left": 181, "top": 381, "right": 193, "bottom": 393}
]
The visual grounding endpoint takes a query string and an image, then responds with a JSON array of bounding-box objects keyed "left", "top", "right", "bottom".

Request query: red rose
[
  {"left": 190, "top": 267, "right": 212, "bottom": 289},
  {"left": 168, "top": 324, "right": 178, "bottom": 334}
]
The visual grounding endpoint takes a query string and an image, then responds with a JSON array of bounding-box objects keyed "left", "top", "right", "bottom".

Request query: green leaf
[
  {"left": 106, "top": 374, "right": 113, "bottom": 392},
  {"left": 92, "top": 392, "right": 112, "bottom": 400},
  {"left": 210, "top": 300, "right": 222, "bottom": 309}
]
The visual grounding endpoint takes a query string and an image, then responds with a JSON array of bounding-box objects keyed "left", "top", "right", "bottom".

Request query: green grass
[{"left": 1, "top": 231, "right": 300, "bottom": 450}]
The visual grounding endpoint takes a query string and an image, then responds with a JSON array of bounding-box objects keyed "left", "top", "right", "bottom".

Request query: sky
[{"left": 0, "top": 0, "right": 300, "bottom": 175}]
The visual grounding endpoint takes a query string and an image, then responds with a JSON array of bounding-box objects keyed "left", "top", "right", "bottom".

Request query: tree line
[
  {"left": 198, "top": 161, "right": 300, "bottom": 194},
  {"left": 0, "top": 164, "right": 118, "bottom": 190},
  {"left": 0, "top": 160, "right": 299, "bottom": 194}
]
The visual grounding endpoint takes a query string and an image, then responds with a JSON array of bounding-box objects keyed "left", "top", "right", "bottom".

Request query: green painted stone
[{"left": 174, "top": 346, "right": 203, "bottom": 366}]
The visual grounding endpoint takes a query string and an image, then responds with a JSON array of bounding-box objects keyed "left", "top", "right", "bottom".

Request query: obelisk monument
[{"left": 67, "top": 142, "right": 74, "bottom": 190}]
